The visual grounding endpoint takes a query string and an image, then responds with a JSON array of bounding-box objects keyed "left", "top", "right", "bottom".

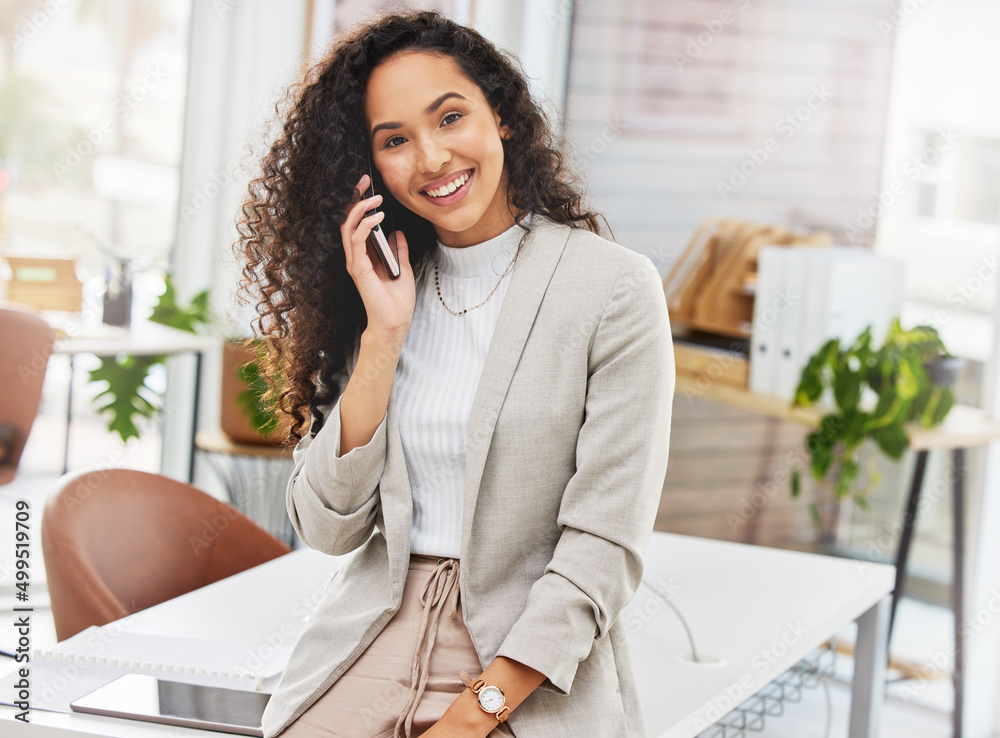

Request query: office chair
[
  {"left": 41, "top": 468, "right": 292, "bottom": 641},
  {"left": 0, "top": 304, "right": 55, "bottom": 485}
]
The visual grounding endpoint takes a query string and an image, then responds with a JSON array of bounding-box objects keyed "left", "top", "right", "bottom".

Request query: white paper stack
[
  {"left": 0, "top": 626, "right": 291, "bottom": 713},
  {"left": 750, "top": 246, "right": 904, "bottom": 400}
]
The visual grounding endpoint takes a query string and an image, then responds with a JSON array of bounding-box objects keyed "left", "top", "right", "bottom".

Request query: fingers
[
  {"left": 354, "top": 173, "right": 369, "bottom": 197},
  {"left": 344, "top": 173, "right": 372, "bottom": 223},
  {"left": 341, "top": 179, "right": 384, "bottom": 274},
  {"left": 345, "top": 174, "right": 371, "bottom": 221},
  {"left": 387, "top": 229, "right": 409, "bottom": 271}
]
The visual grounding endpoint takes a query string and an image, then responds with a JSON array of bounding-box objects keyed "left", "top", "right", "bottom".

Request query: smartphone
[
  {"left": 69, "top": 673, "right": 270, "bottom": 736},
  {"left": 364, "top": 154, "right": 401, "bottom": 279}
]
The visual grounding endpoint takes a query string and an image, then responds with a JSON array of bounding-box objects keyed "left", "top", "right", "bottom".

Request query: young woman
[{"left": 237, "top": 9, "right": 675, "bottom": 738}]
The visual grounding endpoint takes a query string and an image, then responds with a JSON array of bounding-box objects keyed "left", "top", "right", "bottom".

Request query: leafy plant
[
  {"left": 87, "top": 273, "right": 211, "bottom": 441},
  {"left": 790, "top": 318, "right": 956, "bottom": 511},
  {"left": 149, "top": 276, "right": 212, "bottom": 333},
  {"left": 89, "top": 354, "right": 165, "bottom": 441},
  {"left": 236, "top": 347, "right": 280, "bottom": 437}
]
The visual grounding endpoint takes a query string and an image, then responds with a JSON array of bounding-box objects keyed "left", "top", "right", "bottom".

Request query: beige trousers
[{"left": 280, "top": 553, "right": 517, "bottom": 738}]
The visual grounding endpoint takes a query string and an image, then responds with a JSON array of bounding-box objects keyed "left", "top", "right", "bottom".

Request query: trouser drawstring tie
[{"left": 393, "top": 557, "right": 461, "bottom": 738}]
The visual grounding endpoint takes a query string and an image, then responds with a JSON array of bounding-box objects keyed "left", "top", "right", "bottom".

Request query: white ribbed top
[{"left": 395, "top": 213, "right": 531, "bottom": 558}]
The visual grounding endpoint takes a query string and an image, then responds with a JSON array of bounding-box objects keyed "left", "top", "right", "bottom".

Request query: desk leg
[
  {"left": 188, "top": 351, "right": 203, "bottom": 484},
  {"left": 889, "top": 449, "right": 929, "bottom": 641},
  {"left": 952, "top": 447, "right": 965, "bottom": 738},
  {"left": 849, "top": 596, "right": 890, "bottom": 738}
]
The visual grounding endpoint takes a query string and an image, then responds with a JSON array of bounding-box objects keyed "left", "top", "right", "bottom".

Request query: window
[
  {"left": 0, "top": 0, "right": 191, "bottom": 476},
  {"left": 956, "top": 136, "right": 1000, "bottom": 224},
  {"left": 0, "top": 1, "right": 191, "bottom": 277}
]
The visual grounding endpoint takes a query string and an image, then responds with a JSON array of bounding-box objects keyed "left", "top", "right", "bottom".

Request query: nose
[{"left": 414, "top": 133, "right": 451, "bottom": 175}]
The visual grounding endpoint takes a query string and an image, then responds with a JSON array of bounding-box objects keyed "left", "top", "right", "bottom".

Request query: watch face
[{"left": 478, "top": 685, "right": 505, "bottom": 713}]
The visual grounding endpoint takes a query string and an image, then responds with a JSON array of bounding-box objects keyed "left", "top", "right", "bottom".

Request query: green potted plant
[
  {"left": 88, "top": 273, "right": 212, "bottom": 441},
  {"left": 220, "top": 338, "right": 289, "bottom": 445},
  {"left": 88, "top": 274, "right": 284, "bottom": 444},
  {"left": 790, "top": 318, "right": 960, "bottom": 516}
]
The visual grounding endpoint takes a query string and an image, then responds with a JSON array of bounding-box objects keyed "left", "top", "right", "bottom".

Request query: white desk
[
  {"left": 631, "top": 534, "right": 892, "bottom": 737},
  {"left": 52, "top": 321, "right": 219, "bottom": 358},
  {"left": 0, "top": 533, "right": 894, "bottom": 737}
]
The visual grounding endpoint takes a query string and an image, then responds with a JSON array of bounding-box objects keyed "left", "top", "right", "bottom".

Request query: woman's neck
[{"left": 434, "top": 203, "right": 522, "bottom": 248}]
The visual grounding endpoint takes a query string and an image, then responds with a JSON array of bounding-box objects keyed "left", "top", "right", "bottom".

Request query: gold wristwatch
[{"left": 459, "top": 670, "right": 510, "bottom": 723}]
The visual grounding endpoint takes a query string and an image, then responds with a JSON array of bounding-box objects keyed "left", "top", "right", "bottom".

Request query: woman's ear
[{"left": 493, "top": 102, "right": 511, "bottom": 140}]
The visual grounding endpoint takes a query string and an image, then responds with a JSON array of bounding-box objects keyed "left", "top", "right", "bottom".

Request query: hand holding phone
[
  {"left": 364, "top": 173, "right": 401, "bottom": 279},
  {"left": 341, "top": 171, "right": 415, "bottom": 336}
]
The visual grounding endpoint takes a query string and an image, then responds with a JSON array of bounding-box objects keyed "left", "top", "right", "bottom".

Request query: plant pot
[
  {"left": 924, "top": 355, "right": 965, "bottom": 389},
  {"left": 220, "top": 340, "right": 290, "bottom": 445}
]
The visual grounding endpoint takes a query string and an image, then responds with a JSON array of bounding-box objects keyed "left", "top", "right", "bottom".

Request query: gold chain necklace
[{"left": 434, "top": 228, "right": 528, "bottom": 316}]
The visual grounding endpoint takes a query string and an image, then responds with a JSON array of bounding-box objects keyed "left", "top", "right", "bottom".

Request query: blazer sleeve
[
  {"left": 285, "top": 357, "right": 389, "bottom": 556},
  {"left": 494, "top": 254, "right": 675, "bottom": 695}
]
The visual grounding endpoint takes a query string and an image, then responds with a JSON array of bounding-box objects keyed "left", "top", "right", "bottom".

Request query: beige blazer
[{"left": 261, "top": 213, "right": 676, "bottom": 737}]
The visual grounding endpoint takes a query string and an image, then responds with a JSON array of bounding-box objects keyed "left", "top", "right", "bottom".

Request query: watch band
[{"left": 459, "top": 670, "right": 511, "bottom": 723}]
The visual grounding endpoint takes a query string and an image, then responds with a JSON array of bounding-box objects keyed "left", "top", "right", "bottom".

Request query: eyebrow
[{"left": 370, "top": 92, "right": 469, "bottom": 139}]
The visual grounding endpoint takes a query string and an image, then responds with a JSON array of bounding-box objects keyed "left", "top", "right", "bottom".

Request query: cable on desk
[{"left": 639, "top": 576, "right": 702, "bottom": 663}]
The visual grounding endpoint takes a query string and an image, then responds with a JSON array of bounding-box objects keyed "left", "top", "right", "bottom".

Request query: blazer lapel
[{"left": 459, "top": 215, "right": 572, "bottom": 560}]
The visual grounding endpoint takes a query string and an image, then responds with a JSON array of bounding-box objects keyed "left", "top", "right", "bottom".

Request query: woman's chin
[{"left": 420, "top": 208, "right": 482, "bottom": 235}]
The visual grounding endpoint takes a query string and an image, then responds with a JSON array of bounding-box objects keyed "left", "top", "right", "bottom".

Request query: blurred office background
[{"left": 1, "top": 1, "right": 999, "bottom": 735}]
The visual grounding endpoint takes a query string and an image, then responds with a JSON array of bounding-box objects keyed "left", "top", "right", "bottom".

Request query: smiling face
[{"left": 364, "top": 50, "right": 517, "bottom": 248}]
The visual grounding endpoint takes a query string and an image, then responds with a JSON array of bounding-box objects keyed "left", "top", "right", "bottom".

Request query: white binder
[
  {"left": 776, "top": 248, "right": 904, "bottom": 401},
  {"left": 748, "top": 246, "right": 787, "bottom": 396}
]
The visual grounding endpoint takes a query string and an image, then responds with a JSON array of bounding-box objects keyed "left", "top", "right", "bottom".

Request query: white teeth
[{"left": 426, "top": 171, "right": 470, "bottom": 198}]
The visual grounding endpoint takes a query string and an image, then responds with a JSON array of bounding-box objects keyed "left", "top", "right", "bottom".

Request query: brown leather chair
[
  {"left": 41, "top": 468, "right": 292, "bottom": 641},
  {"left": 0, "top": 304, "right": 55, "bottom": 485}
]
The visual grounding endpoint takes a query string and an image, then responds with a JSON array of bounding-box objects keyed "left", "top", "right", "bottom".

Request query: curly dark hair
[{"left": 235, "top": 8, "right": 608, "bottom": 445}]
